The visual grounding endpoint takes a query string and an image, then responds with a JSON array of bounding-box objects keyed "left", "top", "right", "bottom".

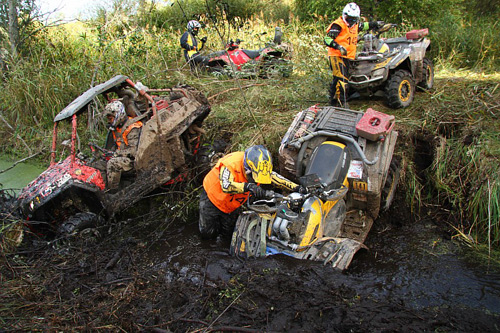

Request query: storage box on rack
[{"left": 406, "top": 28, "right": 428, "bottom": 40}]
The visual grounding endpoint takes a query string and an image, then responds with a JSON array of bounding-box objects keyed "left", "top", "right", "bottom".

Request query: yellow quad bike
[
  {"left": 346, "top": 24, "right": 434, "bottom": 108},
  {"left": 230, "top": 106, "right": 399, "bottom": 270}
]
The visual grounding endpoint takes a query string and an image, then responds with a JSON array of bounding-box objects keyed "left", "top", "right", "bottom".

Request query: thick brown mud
[{"left": 1, "top": 189, "right": 499, "bottom": 332}]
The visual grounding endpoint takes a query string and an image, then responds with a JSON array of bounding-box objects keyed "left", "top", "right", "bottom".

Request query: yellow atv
[
  {"left": 230, "top": 105, "right": 399, "bottom": 270},
  {"left": 346, "top": 24, "right": 434, "bottom": 108}
]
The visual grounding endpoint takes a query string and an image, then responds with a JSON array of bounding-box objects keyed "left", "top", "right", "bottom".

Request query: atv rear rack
[{"left": 282, "top": 107, "right": 381, "bottom": 166}]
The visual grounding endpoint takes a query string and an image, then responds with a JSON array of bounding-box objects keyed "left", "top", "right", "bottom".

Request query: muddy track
[{"left": 1, "top": 188, "right": 499, "bottom": 332}]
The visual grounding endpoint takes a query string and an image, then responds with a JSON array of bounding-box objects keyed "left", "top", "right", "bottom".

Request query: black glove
[
  {"left": 245, "top": 183, "right": 273, "bottom": 199},
  {"left": 337, "top": 44, "right": 347, "bottom": 56},
  {"left": 294, "top": 185, "right": 308, "bottom": 194},
  {"left": 201, "top": 36, "right": 208, "bottom": 43}
]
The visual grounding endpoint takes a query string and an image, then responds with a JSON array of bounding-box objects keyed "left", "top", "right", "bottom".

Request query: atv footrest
[{"left": 340, "top": 211, "right": 374, "bottom": 243}]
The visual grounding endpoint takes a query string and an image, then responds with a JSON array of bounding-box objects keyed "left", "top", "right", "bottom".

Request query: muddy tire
[
  {"left": 230, "top": 212, "right": 265, "bottom": 258},
  {"left": 58, "top": 212, "right": 103, "bottom": 235},
  {"left": 381, "top": 159, "right": 401, "bottom": 212},
  {"left": 417, "top": 57, "right": 434, "bottom": 90},
  {"left": 385, "top": 70, "right": 415, "bottom": 108}
]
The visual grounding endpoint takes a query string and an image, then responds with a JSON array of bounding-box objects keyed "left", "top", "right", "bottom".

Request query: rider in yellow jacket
[{"left": 180, "top": 20, "right": 209, "bottom": 69}]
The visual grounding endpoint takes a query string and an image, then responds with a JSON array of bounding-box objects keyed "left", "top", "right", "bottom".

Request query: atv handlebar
[
  {"left": 226, "top": 39, "right": 243, "bottom": 50},
  {"left": 248, "top": 192, "right": 305, "bottom": 214},
  {"left": 290, "top": 131, "right": 380, "bottom": 165},
  {"left": 89, "top": 142, "right": 113, "bottom": 158}
]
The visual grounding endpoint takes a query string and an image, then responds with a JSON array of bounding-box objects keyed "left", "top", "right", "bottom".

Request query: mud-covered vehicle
[
  {"left": 16, "top": 75, "right": 212, "bottom": 234},
  {"left": 346, "top": 24, "right": 434, "bottom": 108},
  {"left": 230, "top": 105, "right": 399, "bottom": 270}
]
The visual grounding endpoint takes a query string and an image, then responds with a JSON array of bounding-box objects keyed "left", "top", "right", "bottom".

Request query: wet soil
[{"left": 2, "top": 189, "right": 500, "bottom": 332}]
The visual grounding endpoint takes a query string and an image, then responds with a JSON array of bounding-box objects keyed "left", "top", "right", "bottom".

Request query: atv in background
[
  {"left": 230, "top": 105, "right": 400, "bottom": 270},
  {"left": 16, "top": 75, "right": 212, "bottom": 235},
  {"left": 206, "top": 27, "right": 293, "bottom": 78},
  {"left": 345, "top": 24, "right": 434, "bottom": 108}
]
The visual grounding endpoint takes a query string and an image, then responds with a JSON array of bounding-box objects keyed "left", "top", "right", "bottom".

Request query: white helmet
[
  {"left": 187, "top": 20, "right": 201, "bottom": 35},
  {"left": 342, "top": 3, "right": 361, "bottom": 27},
  {"left": 104, "top": 100, "right": 127, "bottom": 129}
]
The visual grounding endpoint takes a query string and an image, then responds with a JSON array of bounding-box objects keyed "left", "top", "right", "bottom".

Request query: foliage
[
  {"left": 136, "top": 0, "right": 290, "bottom": 32},
  {"left": 0, "top": 0, "right": 39, "bottom": 53},
  {"left": 293, "top": 0, "right": 460, "bottom": 26}
]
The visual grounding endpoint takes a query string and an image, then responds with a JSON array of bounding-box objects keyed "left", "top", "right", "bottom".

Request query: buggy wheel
[
  {"left": 58, "top": 212, "right": 103, "bottom": 235},
  {"left": 417, "top": 57, "right": 434, "bottom": 90},
  {"left": 385, "top": 69, "right": 415, "bottom": 108},
  {"left": 381, "top": 159, "right": 401, "bottom": 212}
]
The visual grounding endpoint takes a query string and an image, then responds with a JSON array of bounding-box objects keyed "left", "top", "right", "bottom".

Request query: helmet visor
[{"left": 345, "top": 15, "right": 359, "bottom": 26}]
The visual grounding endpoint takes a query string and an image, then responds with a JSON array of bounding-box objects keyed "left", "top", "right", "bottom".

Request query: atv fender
[{"left": 296, "top": 237, "right": 367, "bottom": 270}]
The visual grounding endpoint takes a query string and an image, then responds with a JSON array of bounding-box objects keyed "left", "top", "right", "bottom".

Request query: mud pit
[{"left": 2, "top": 189, "right": 499, "bottom": 332}]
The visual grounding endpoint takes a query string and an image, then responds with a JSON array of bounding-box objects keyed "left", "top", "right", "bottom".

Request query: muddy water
[
  {"left": 0, "top": 157, "right": 45, "bottom": 193},
  {"left": 348, "top": 219, "right": 500, "bottom": 314},
  {"left": 146, "top": 210, "right": 500, "bottom": 319}
]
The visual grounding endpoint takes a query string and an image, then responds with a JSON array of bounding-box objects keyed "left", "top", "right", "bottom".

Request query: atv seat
[{"left": 242, "top": 49, "right": 263, "bottom": 59}]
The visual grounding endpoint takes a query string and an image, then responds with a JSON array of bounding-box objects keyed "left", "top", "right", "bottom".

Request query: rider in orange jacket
[
  {"left": 199, "top": 145, "right": 304, "bottom": 239},
  {"left": 103, "top": 100, "right": 143, "bottom": 190},
  {"left": 324, "top": 3, "right": 383, "bottom": 107}
]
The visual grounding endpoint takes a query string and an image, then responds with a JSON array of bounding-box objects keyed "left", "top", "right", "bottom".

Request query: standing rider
[
  {"left": 324, "top": 2, "right": 383, "bottom": 107},
  {"left": 199, "top": 145, "right": 305, "bottom": 240},
  {"left": 103, "top": 100, "right": 143, "bottom": 190},
  {"left": 180, "top": 20, "right": 209, "bottom": 69}
]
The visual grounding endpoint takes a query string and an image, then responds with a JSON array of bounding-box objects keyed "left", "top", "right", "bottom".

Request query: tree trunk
[{"left": 7, "top": 0, "right": 19, "bottom": 57}]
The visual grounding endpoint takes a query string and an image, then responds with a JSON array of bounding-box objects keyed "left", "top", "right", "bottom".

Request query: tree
[
  {"left": 7, "top": 0, "right": 19, "bottom": 56},
  {"left": 0, "top": 0, "right": 38, "bottom": 57}
]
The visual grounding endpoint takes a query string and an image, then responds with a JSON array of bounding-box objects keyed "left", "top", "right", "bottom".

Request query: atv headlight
[{"left": 372, "top": 68, "right": 385, "bottom": 78}]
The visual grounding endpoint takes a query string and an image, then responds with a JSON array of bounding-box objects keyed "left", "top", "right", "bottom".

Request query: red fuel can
[{"left": 356, "top": 108, "right": 395, "bottom": 141}]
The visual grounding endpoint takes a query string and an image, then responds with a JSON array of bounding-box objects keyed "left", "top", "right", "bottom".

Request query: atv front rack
[{"left": 281, "top": 106, "right": 380, "bottom": 166}]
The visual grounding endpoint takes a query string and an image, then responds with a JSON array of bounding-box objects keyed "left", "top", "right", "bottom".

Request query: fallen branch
[
  {"left": 0, "top": 152, "right": 41, "bottom": 175},
  {"left": 205, "top": 292, "right": 243, "bottom": 332},
  {"left": 208, "top": 84, "right": 265, "bottom": 101}
]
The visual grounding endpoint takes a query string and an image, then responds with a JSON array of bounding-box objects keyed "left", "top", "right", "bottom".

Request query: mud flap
[
  {"left": 299, "top": 237, "right": 367, "bottom": 270},
  {"left": 230, "top": 212, "right": 268, "bottom": 259}
]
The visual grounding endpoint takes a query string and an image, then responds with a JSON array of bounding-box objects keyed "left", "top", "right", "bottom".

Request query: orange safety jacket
[
  {"left": 203, "top": 151, "right": 249, "bottom": 213},
  {"left": 326, "top": 17, "right": 359, "bottom": 59},
  {"left": 112, "top": 117, "right": 143, "bottom": 149}
]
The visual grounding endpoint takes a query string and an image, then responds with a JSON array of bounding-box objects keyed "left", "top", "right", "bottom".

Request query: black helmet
[{"left": 243, "top": 145, "right": 272, "bottom": 184}]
